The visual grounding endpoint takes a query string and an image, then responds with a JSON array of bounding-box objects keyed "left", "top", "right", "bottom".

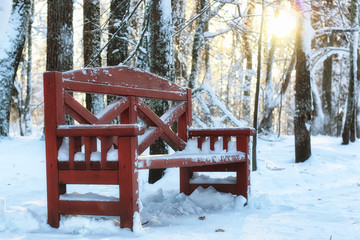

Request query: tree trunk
[
  {"left": 241, "top": 2, "right": 255, "bottom": 124},
  {"left": 13, "top": 79, "right": 24, "bottom": 136},
  {"left": 321, "top": 34, "right": 334, "bottom": 135},
  {"left": 172, "top": 0, "right": 187, "bottom": 85},
  {"left": 107, "top": 0, "right": 130, "bottom": 110},
  {"left": 136, "top": 1, "right": 150, "bottom": 71},
  {"left": 342, "top": 0, "right": 358, "bottom": 144},
  {"left": 0, "top": 0, "right": 31, "bottom": 136},
  {"left": 107, "top": 0, "right": 129, "bottom": 66},
  {"left": 258, "top": 34, "right": 277, "bottom": 134},
  {"left": 47, "top": 0, "right": 74, "bottom": 125},
  {"left": 357, "top": 50, "right": 360, "bottom": 139},
  {"left": 24, "top": 0, "right": 34, "bottom": 136},
  {"left": 46, "top": 0, "right": 73, "bottom": 72},
  {"left": 252, "top": 0, "right": 265, "bottom": 171},
  {"left": 294, "top": 3, "right": 312, "bottom": 163},
  {"left": 84, "top": 0, "right": 103, "bottom": 114},
  {"left": 258, "top": 0, "right": 283, "bottom": 135},
  {"left": 148, "top": 0, "right": 175, "bottom": 183},
  {"left": 188, "top": 0, "right": 207, "bottom": 89}
]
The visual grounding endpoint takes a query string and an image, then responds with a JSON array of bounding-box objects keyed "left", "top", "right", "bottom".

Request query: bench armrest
[
  {"left": 57, "top": 124, "right": 145, "bottom": 137},
  {"left": 188, "top": 127, "right": 255, "bottom": 137}
]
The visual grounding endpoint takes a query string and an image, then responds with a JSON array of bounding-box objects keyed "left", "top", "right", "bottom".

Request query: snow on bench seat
[
  {"left": 137, "top": 152, "right": 245, "bottom": 169},
  {"left": 57, "top": 137, "right": 246, "bottom": 170}
]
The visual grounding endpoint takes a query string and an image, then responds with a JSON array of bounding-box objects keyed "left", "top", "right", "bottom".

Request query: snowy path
[{"left": 0, "top": 135, "right": 359, "bottom": 239}]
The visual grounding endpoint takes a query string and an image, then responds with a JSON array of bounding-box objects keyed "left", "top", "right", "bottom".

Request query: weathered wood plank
[
  {"left": 59, "top": 170, "right": 118, "bottom": 184},
  {"left": 188, "top": 128, "right": 256, "bottom": 137},
  {"left": 59, "top": 200, "right": 121, "bottom": 216},
  {"left": 62, "top": 66, "right": 186, "bottom": 93},
  {"left": 57, "top": 124, "right": 144, "bottom": 137},
  {"left": 63, "top": 80, "right": 187, "bottom": 101},
  {"left": 137, "top": 154, "right": 246, "bottom": 169}
]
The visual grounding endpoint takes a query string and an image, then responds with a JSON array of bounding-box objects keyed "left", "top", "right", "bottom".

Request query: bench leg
[
  {"left": 47, "top": 163, "right": 60, "bottom": 228},
  {"left": 236, "top": 136, "right": 250, "bottom": 199},
  {"left": 118, "top": 137, "right": 140, "bottom": 230},
  {"left": 236, "top": 161, "right": 250, "bottom": 199},
  {"left": 180, "top": 167, "right": 192, "bottom": 195}
]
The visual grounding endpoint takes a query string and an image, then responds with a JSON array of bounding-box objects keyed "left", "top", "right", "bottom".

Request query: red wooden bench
[{"left": 43, "top": 66, "right": 255, "bottom": 231}]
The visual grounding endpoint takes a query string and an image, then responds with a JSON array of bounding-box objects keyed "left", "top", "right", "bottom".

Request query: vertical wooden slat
[
  {"left": 236, "top": 136, "right": 250, "bottom": 198},
  {"left": 223, "top": 136, "right": 229, "bottom": 151},
  {"left": 179, "top": 96, "right": 190, "bottom": 196},
  {"left": 84, "top": 137, "right": 97, "bottom": 169},
  {"left": 186, "top": 89, "right": 192, "bottom": 127},
  {"left": 180, "top": 167, "right": 192, "bottom": 195},
  {"left": 43, "top": 71, "right": 64, "bottom": 228},
  {"left": 197, "top": 137, "right": 205, "bottom": 150},
  {"left": 69, "top": 136, "right": 81, "bottom": 169},
  {"left": 84, "top": 137, "right": 91, "bottom": 169},
  {"left": 121, "top": 97, "right": 137, "bottom": 124},
  {"left": 118, "top": 136, "right": 139, "bottom": 230},
  {"left": 118, "top": 96, "right": 139, "bottom": 230},
  {"left": 177, "top": 113, "right": 187, "bottom": 142},
  {"left": 210, "top": 136, "right": 218, "bottom": 151},
  {"left": 100, "top": 136, "right": 113, "bottom": 169}
]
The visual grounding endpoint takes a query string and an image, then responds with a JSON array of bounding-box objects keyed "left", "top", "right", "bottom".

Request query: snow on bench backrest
[{"left": 61, "top": 66, "right": 189, "bottom": 101}]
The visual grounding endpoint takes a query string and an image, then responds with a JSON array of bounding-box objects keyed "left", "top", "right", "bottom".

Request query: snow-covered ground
[{"left": 0, "top": 134, "right": 359, "bottom": 239}]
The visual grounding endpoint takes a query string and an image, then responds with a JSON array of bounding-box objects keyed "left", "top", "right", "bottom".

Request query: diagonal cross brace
[
  {"left": 136, "top": 98, "right": 187, "bottom": 154},
  {"left": 64, "top": 92, "right": 130, "bottom": 124}
]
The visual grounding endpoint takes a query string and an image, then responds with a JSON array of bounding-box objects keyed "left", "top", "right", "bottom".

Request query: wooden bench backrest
[{"left": 43, "top": 66, "right": 192, "bottom": 155}]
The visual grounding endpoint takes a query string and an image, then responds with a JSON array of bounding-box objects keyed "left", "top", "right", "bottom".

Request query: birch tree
[
  {"left": 0, "top": 0, "right": 31, "bottom": 136},
  {"left": 23, "top": 0, "right": 34, "bottom": 136}
]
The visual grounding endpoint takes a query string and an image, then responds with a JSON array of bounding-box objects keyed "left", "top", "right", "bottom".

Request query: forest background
[{"left": 0, "top": 0, "right": 358, "bottom": 166}]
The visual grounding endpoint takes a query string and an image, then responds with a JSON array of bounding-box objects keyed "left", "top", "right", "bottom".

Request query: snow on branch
[
  {"left": 315, "top": 27, "right": 360, "bottom": 36},
  {"left": 311, "top": 47, "right": 349, "bottom": 74},
  {"left": 204, "top": 28, "right": 231, "bottom": 39},
  {"left": 86, "top": 0, "right": 144, "bottom": 67},
  {"left": 192, "top": 83, "right": 246, "bottom": 128},
  {"left": 173, "top": 0, "right": 234, "bottom": 37}
]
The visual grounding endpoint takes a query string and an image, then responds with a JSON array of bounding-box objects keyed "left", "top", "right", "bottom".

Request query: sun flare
[{"left": 268, "top": 10, "right": 297, "bottom": 39}]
